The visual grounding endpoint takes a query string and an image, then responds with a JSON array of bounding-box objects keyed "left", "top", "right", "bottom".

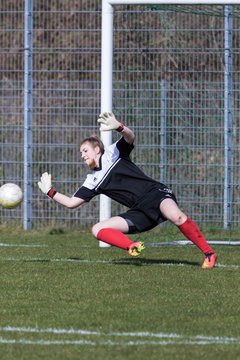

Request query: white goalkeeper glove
[
  {"left": 97, "top": 112, "right": 124, "bottom": 132},
  {"left": 38, "top": 172, "right": 56, "bottom": 198}
]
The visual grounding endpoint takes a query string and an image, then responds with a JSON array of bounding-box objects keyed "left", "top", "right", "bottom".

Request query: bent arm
[
  {"left": 52, "top": 192, "right": 85, "bottom": 209},
  {"left": 38, "top": 172, "right": 86, "bottom": 209}
]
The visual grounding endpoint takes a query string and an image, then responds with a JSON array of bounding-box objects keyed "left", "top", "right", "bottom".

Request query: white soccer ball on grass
[{"left": 0, "top": 183, "right": 23, "bottom": 209}]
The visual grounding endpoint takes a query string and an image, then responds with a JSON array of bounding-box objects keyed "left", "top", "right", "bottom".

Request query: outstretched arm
[
  {"left": 38, "top": 172, "right": 85, "bottom": 209},
  {"left": 97, "top": 111, "right": 135, "bottom": 144}
]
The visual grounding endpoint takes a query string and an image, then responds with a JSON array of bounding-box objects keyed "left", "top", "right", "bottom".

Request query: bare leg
[
  {"left": 160, "top": 198, "right": 187, "bottom": 225},
  {"left": 92, "top": 216, "right": 129, "bottom": 237}
]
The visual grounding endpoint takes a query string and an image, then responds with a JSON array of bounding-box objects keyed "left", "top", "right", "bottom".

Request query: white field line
[
  {"left": 0, "top": 338, "right": 240, "bottom": 346},
  {"left": 0, "top": 243, "right": 48, "bottom": 248},
  {"left": 0, "top": 256, "right": 239, "bottom": 270},
  {"left": 148, "top": 240, "right": 240, "bottom": 246},
  {"left": 0, "top": 326, "right": 239, "bottom": 346}
]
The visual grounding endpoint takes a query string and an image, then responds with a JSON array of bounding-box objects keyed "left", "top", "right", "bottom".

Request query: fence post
[
  {"left": 160, "top": 80, "right": 167, "bottom": 184},
  {"left": 223, "top": 5, "right": 233, "bottom": 230},
  {"left": 23, "top": 0, "right": 33, "bottom": 229}
]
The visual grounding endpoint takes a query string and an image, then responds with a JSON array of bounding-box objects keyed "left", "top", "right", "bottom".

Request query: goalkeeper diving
[{"left": 38, "top": 112, "right": 217, "bottom": 269}]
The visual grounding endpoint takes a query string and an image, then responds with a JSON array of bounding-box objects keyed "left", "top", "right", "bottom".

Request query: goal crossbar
[{"left": 106, "top": 0, "right": 239, "bottom": 4}]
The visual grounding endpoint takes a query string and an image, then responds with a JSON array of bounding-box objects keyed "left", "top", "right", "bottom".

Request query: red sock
[
  {"left": 178, "top": 217, "right": 213, "bottom": 254},
  {"left": 97, "top": 228, "right": 133, "bottom": 250}
]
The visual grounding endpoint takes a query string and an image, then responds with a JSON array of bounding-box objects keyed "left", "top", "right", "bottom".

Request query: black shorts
[{"left": 119, "top": 187, "right": 177, "bottom": 234}]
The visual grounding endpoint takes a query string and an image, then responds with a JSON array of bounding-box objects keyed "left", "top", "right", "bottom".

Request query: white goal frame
[{"left": 99, "top": 0, "right": 236, "bottom": 247}]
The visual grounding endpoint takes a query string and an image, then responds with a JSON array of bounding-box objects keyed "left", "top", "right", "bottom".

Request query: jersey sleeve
[
  {"left": 116, "top": 137, "right": 134, "bottom": 158},
  {"left": 73, "top": 174, "right": 98, "bottom": 202},
  {"left": 73, "top": 186, "right": 97, "bottom": 202}
]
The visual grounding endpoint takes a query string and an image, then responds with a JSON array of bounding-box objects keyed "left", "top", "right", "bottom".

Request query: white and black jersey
[{"left": 74, "top": 137, "right": 177, "bottom": 233}]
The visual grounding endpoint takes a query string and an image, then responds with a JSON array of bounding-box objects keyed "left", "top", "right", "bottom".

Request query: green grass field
[{"left": 0, "top": 225, "right": 240, "bottom": 360}]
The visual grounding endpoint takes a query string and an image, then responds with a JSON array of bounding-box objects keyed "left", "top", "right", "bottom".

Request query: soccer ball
[{"left": 0, "top": 183, "right": 23, "bottom": 209}]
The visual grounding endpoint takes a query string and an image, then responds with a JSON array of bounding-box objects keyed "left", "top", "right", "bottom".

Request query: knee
[
  {"left": 172, "top": 214, "right": 187, "bottom": 226},
  {"left": 164, "top": 211, "right": 187, "bottom": 226},
  {"left": 92, "top": 222, "right": 102, "bottom": 238}
]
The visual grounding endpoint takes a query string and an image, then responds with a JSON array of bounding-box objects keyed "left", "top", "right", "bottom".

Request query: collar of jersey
[{"left": 93, "top": 154, "right": 102, "bottom": 171}]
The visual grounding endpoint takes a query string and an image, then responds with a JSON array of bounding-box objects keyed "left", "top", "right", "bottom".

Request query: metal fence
[{"left": 0, "top": 1, "right": 239, "bottom": 234}]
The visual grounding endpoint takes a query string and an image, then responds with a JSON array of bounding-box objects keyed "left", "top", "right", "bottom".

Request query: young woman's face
[{"left": 80, "top": 142, "right": 100, "bottom": 169}]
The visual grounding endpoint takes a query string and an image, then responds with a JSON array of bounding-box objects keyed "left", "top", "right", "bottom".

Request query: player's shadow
[
  {"left": 23, "top": 257, "right": 199, "bottom": 267},
  {"left": 111, "top": 258, "right": 199, "bottom": 267}
]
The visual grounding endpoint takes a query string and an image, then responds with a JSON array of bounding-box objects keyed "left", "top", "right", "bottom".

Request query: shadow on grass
[
  {"left": 21, "top": 257, "right": 199, "bottom": 267},
  {"left": 110, "top": 258, "right": 199, "bottom": 267}
]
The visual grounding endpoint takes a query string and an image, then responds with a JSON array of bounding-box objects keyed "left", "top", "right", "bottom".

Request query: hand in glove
[
  {"left": 97, "top": 112, "right": 123, "bottom": 131},
  {"left": 38, "top": 172, "right": 52, "bottom": 195}
]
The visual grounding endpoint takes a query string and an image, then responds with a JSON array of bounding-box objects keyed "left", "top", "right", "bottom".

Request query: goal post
[
  {"left": 99, "top": 0, "right": 114, "bottom": 247},
  {"left": 99, "top": 0, "right": 235, "bottom": 246}
]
